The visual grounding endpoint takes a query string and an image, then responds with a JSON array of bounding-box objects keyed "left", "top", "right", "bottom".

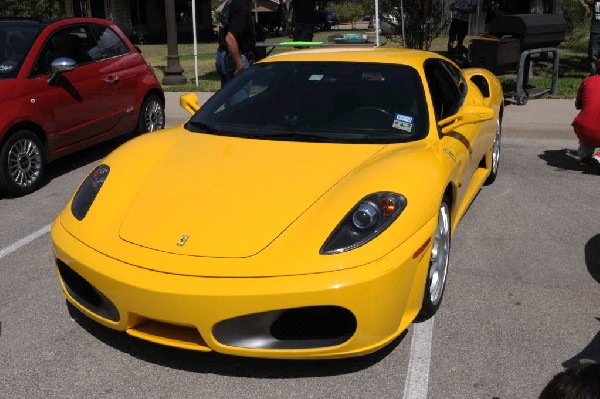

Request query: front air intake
[{"left": 56, "top": 259, "right": 119, "bottom": 322}]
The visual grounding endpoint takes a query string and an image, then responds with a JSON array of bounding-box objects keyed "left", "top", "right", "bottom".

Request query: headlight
[
  {"left": 71, "top": 164, "right": 110, "bottom": 221},
  {"left": 320, "top": 192, "right": 407, "bottom": 255}
]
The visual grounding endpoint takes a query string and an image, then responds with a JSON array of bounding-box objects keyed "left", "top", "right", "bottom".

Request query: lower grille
[
  {"left": 127, "top": 316, "right": 210, "bottom": 351},
  {"left": 56, "top": 259, "right": 120, "bottom": 322},
  {"left": 213, "top": 306, "right": 357, "bottom": 350},
  {"left": 270, "top": 306, "right": 356, "bottom": 341}
]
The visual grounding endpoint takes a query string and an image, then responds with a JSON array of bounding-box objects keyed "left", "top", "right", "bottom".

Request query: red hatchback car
[{"left": 0, "top": 17, "right": 165, "bottom": 196}]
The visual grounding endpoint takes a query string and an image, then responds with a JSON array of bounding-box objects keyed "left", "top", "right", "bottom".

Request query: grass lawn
[{"left": 140, "top": 30, "right": 588, "bottom": 99}]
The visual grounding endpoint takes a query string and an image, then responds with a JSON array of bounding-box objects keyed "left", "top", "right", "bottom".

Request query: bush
[{"left": 560, "top": 0, "right": 590, "bottom": 52}]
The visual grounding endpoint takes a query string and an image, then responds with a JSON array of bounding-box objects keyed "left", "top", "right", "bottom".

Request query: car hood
[{"left": 118, "top": 133, "right": 386, "bottom": 258}]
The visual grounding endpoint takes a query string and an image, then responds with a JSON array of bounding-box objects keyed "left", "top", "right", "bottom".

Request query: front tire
[
  {"left": 0, "top": 130, "right": 46, "bottom": 196},
  {"left": 137, "top": 94, "right": 165, "bottom": 133},
  {"left": 419, "top": 198, "right": 451, "bottom": 318}
]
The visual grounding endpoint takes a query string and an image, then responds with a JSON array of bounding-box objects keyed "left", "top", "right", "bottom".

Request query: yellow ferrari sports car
[{"left": 51, "top": 46, "right": 503, "bottom": 359}]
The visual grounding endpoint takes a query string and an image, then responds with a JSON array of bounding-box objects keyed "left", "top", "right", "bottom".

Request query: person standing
[
  {"left": 292, "top": 0, "right": 317, "bottom": 43},
  {"left": 481, "top": 0, "right": 504, "bottom": 32},
  {"left": 215, "top": 0, "right": 256, "bottom": 87},
  {"left": 585, "top": 0, "right": 600, "bottom": 75},
  {"left": 447, "top": 0, "right": 476, "bottom": 53},
  {"left": 572, "top": 59, "right": 600, "bottom": 172}
]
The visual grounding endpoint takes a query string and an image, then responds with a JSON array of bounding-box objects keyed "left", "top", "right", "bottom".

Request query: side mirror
[
  {"left": 438, "top": 105, "right": 494, "bottom": 134},
  {"left": 47, "top": 57, "right": 77, "bottom": 85},
  {"left": 180, "top": 92, "right": 200, "bottom": 115}
]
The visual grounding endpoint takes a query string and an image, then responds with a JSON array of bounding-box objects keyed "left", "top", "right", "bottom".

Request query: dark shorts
[
  {"left": 215, "top": 48, "right": 249, "bottom": 87},
  {"left": 293, "top": 22, "right": 315, "bottom": 42},
  {"left": 449, "top": 19, "right": 468, "bottom": 43}
]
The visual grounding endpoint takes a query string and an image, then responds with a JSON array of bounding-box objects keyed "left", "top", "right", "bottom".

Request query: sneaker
[{"left": 591, "top": 151, "right": 600, "bottom": 174}]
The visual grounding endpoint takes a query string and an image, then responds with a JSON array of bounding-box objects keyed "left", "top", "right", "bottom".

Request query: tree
[
  {"left": 3, "top": 0, "right": 61, "bottom": 19},
  {"left": 378, "top": 0, "right": 449, "bottom": 50}
]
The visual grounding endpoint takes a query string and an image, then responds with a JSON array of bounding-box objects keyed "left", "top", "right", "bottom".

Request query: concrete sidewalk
[{"left": 164, "top": 91, "right": 579, "bottom": 144}]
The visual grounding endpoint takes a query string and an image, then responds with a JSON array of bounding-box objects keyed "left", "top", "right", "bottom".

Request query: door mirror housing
[
  {"left": 438, "top": 105, "right": 494, "bottom": 134},
  {"left": 180, "top": 92, "right": 201, "bottom": 115},
  {"left": 47, "top": 57, "right": 77, "bottom": 85}
]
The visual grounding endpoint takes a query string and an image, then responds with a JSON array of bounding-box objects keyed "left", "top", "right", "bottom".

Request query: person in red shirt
[{"left": 572, "top": 59, "right": 600, "bottom": 173}]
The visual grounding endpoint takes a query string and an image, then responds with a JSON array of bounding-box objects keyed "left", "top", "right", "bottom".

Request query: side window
[
  {"left": 91, "top": 24, "right": 129, "bottom": 59},
  {"left": 442, "top": 61, "right": 467, "bottom": 98},
  {"left": 424, "top": 60, "right": 462, "bottom": 121},
  {"left": 33, "top": 25, "right": 100, "bottom": 75}
]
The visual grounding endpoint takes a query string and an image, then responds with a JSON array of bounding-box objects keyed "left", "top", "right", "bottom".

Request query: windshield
[
  {"left": 0, "top": 22, "right": 42, "bottom": 79},
  {"left": 188, "top": 61, "right": 429, "bottom": 144}
]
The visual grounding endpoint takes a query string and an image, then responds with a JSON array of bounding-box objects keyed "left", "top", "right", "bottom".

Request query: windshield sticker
[
  {"left": 308, "top": 74, "right": 324, "bottom": 81},
  {"left": 0, "top": 65, "right": 14, "bottom": 72},
  {"left": 392, "top": 113, "right": 413, "bottom": 133}
]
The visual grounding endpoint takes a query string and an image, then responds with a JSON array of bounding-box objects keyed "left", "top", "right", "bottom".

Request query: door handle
[{"left": 105, "top": 76, "right": 120, "bottom": 84}]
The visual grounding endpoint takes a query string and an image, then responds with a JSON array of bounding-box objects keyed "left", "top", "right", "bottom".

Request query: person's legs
[
  {"left": 299, "top": 24, "right": 314, "bottom": 42},
  {"left": 448, "top": 19, "right": 458, "bottom": 52},
  {"left": 578, "top": 140, "right": 594, "bottom": 164},
  {"left": 589, "top": 32, "right": 600, "bottom": 75},
  {"left": 293, "top": 22, "right": 305, "bottom": 42},
  {"left": 456, "top": 20, "right": 468, "bottom": 48}
]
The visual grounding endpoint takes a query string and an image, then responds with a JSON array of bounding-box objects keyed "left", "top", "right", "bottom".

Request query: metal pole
[
  {"left": 400, "top": 0, "right": 406, "bottom": 46},
  {"left": 375, "top": 0, "right": 380, "bottom": 46},
  {"left": 192, "top": 0, "right": 198, "bottom": 87}
]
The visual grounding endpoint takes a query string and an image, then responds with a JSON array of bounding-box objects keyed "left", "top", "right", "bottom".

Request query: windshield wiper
[
  {"left": 187, "top": 121, "right": 221, "bottom": 134},
  {"left": 251, "top": 131, "right": 336, "bottom": 142}
]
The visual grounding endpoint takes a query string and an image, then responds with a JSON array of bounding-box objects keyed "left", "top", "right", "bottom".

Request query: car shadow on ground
[
  {"left": 66, "top": 301, "right": 406, "bottom": 376},
  {"left": 0, "top": 134, "right": 134, "bottom": 200},
  {"left": 538, "top": 148, "right": 597, "bottom": 173},
  {"left": 562, "top": 234, "right": 600, "bottom": 368},
  {"left": 46, "top": 135, "right": 132, "bottom": 183}
]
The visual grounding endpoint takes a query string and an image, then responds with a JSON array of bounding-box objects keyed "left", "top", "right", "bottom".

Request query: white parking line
[
  {"left": 0, "top": 224, "right": 52, "bottom": 260},
  {"left": 403, "top": 317, "right": 434, "bottom": 399}
]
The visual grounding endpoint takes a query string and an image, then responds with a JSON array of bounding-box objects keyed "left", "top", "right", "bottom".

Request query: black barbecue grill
[
  {"left": 469, "top": 13, "right": 567, "bottom": 105},
  {"left": 487, "top": 13, "right": 566, "bottom": 51}
]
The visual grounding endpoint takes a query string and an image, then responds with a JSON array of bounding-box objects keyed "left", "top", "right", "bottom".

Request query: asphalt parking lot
[{"left": 0, "top": 96, "right": 599, "bottom": 399}]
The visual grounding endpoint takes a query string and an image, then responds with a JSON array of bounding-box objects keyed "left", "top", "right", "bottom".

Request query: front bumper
[{"left": 51, "top": 216, "right": 436, "bottom": 359}]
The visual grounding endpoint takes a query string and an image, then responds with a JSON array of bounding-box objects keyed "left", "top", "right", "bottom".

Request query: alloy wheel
[{"left": 7, "top": 137, "right": 42, "bottom": 188}]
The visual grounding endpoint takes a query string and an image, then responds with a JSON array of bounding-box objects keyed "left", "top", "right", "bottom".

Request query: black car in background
[{"left": 316, "top": 10, "right": 337, "bottom": 31}]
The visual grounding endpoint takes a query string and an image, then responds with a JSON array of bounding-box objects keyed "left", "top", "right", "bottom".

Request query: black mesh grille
[
  {"left": 270, "top": 306, "right": 356, "bottom": 341},
  {"left": 56, "top": 259, "right": 119, "bottom": 322}
]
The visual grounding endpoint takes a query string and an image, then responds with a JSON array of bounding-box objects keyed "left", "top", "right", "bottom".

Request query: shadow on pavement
[
  {"left": 562, "top": 318, "right": 600, "bottom": 369},
  {"left": 66, "top": 301, "right": 405, "bottom": 376},
  {"left": 0, "top": 135, "right": 129, "bottom": 200},
  {"left": 47, "top": 135, "right": 131, "bottom": 181},
  {"left": 562, "top": 235, "right": 600, "bottom": 368},
  {"left": 538, "top": 148, "right": 594, "bottom": 173},
  {"left": 585, "top": 234, "right": 600, "bottom": 285}
]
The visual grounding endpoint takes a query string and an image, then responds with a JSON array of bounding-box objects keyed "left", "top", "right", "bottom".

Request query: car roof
[
  {"left": 0, "top": 17, "right": 113, "bottom": 28},
  {"left": 261, "top": 46, "right": 443, "bottom": 67}
]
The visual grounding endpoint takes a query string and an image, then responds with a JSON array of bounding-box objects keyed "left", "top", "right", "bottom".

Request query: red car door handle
[{"left": 105, "top": 76, "right": 120, "bottom": 84}]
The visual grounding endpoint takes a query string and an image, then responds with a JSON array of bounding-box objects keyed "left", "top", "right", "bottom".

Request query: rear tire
[
  {"left": 419, "top": 197, "right": 451, "bottom": 318},
  {"left": 485, "top": 117, "right": 501, "bottom": 185},
  {"left": 137, "top": 94, "right": 165, "bottom": 133},
  {"left": 0, "top": 130, "right": 46, "bottom": 196}
]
